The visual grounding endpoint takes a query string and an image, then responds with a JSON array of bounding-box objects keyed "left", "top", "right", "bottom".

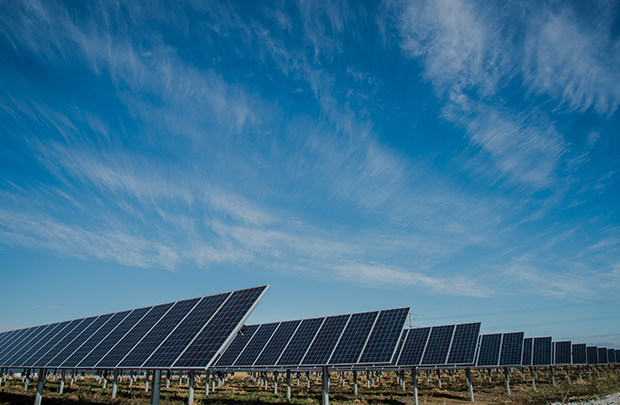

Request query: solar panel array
[
  {"left": 572, "top": 343, "right": 587, "bottom": 365},
  {"left": 214, "top": 308, "right": 409, "bottom": 368},
  {"left": 499, "top": 332, "right": 524, "bottom": 366},
  {"left": 475, "top": 332, "right": 524, "bottom": 367},
  {"left": 532, "top": 337, "right": 552, "bottom": 366},
  {"left": 0, "top": 286, "right": 268, "bottom": 370},
  {"left": 587, "top": 346, "right": 598, "bottom": 365},
  {"left": 554, "top": 341, "right": 571, "bottom": 365},
  {"left": 394, "top": 323, "right": 481, "bottom": 367}
]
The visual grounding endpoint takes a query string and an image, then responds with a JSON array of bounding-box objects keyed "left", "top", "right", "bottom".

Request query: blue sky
[{"left": 1, "top": 0, "right": 619, "bottom": 348}]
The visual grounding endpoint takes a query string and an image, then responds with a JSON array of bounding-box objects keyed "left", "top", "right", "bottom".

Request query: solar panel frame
[
  {"left": 276, "top": 318, "right": 324, "bottom": 367},
  {"left": 420, "top": 325, "right": 455, "bottom": 366},
  {"left": 232, "top": 323, "right": 279, "bottom": 367},
  {"left": 572, "top": 343, "right": 587, "bottom": 365},
  {"left": 60, "top": 313, "right": 117, "bottom": 368},
  {"left": 608, "top": 349, "right": 617, "bottom": 364},
  {"left": 586, "top": 346, "right": 598, "bottom": 365},
  {"left": 302, "top": 315, "right": 349, "bottom": 366},
  {"left": 29, "top": 318, "right": 87, "bottom": 368},
  {"left": 45, "top": 316, "right": 100, "bottom": 368},
  {"left": 396, "top": 327, "right": 431, "bottom": 366},
  {"left": 358, "top": 308, "right": 409, "bottom": 365},
  {"left": 7, "top": 323, "right": 63, "bottom": 367},
  {"left": 446, "top": 323, "right": 481, "bottom": 365},
  {"left": 553, "top": 341, "right": 571, "bottom": 365},
  {"left": 215, "top": 324, "right": 260, "bottom": 367},
  {"left": 476, "top": 333, "right": 502, "bottom": 367},
  {"left": 532, "top": 337, "right": 552, "bottom": 366},
  {"left": 597, "top": 347, "right": 608, "bottom": 364},
  {"left": 254, "top": 320, "right": 301, "bottom": 367},
  {"left": 499, "top": 332, "right": 523, "bottom": 366},
  {"left": 328, "top": 311, "right": 379, "bottom": 365},
  {"left": 0, "top": 328, "right": 36, "bottom": 363}
]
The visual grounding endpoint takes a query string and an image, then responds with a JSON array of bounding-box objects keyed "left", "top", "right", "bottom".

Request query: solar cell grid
[
  {"left": 0, "top": 328, "right": 35, "bottom": 363},
  {"left": 615, "top": 350, "right": 620, "bottom": 364},
  {"left": 499, "top": 332, "right": 523, "bottom": 366},
  {"left": 45, "top": 316, "right": 98, "bottom": 368},
  {"left": 254, "top": 320, "right": 300, "bottom": 366},
  {"left": 119, "top": 298, "right": 200, "bottom": 368},
  {"left": 233, "top": 323, "right": 279, "bottom": 366},
  {"left": 476, "top": 333, "right": 501, "bottom": 367},
  {"left": 174, "top": 286, "right": 266, "bottom": 368},
  {"left": 572, "top": 343, "right": 587, "bottom": 365},
  {"left": 532, "top": 337, "right": 552, "bottom": 366},
  {"left": 586, "top": 346, "right": 598, "bottom": 365},
  {"left": 143, "top": 293, "right": 229, "bottom": 368},
  {"left": 76, "top": 310, "right": 137, "bottom": 368},
  {"left": 1, "top": 325, "right": 50, "bottom": 366},
  {"left": 215, "top": 324, "right": 260, "bottom": 367},
  {"left": 277, "top": 318, "right": 323, "bottom": 366},
  {"left": 554, "top": 341, "right": 571, "bottom": 365},
  {"left": 597, "top": 347, "right": 608, "bottom": 364},
  {"left": 22, "top": 321, "right": 77, "bottom": 367},
  {"left": 359, "top": 308, "right": 409, "bottom": 364},
  {"left": 420, "top": 325, "right": 455, "bottom": 365},
  {"left": 302, "top": 315, "right": 349, "bottom": 365},
  {"left": 328, "top": 311, "right": 378, "bottom": 365},
  {"left": 392, "top": 329, "right": 407, "bottom": 364},
  {"left": 397, "top": 327, "right": 430, "bottom": 366},
  {"left": 30, "top": 319, "right": 86, "bottom": 367},
  {"left": 60, "top": 313, "right": 117, "bottom": 368},
  {"left": 0, "top": 330, "right": 15, "bottom": 350},
  {"left": 446, "top": 323, "right": 480, "bottom": 365},
  {"left": 522, "top": 338, "right": 533, "bottom": 366},
  {"left": 9, "top": 323, "right": 63, "bottom": 367},
  {"left": 609, "top": 349, "right": 617, "bottom": 364}
]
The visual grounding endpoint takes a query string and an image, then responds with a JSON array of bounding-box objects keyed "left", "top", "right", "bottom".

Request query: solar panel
[
  {"left": 615, "top": 350, "right": 620, "bottom": 364},
  {"left": 277, "top": 318, "right": 323, "bottom": 366},
  {"left": 554, "top": 341, "right": 571, "bottom": 365},
  {"left": 446, "top": 323, "right": 480, "bottom": 365},
  {"left": 521, "top": 338, "right": 533, "bottom": 366},
  {"left": 597, "top": 347, "right": 608, "bottom": 364},
  {"left": 358, "top": 308, "right": 409, "bottom": 364},
  {"left": 328, "top": 311, "right": 378, "bottom": 365},
  {"left": 476, "top": 334, "right": 502, "bottom": 367},
  {"left": 499, "top": 332, "right": 523, "bottom": 366},
  {"left": 252, "top": 321, "right": 300, "bottom": 367},
  {"left": 572, "top": 343, "right": 587, "bottom": 365},
  {"left": 302, "top": 315, "right": 349, "bottom": 366},
  {"left": 609, "top": 349, "right": 617, "bottom": 364},
  {"left": 234, "top": 323, "right": 279, "bottom": 367},
  {"left": 215, "top": 324, "right": 259, "bottom": 367},
  {"left": 0, "top": 286, "right": 268, "bottom": 370},
  {"left": 586, "top": 346, "right": 598, "bottom": 365},
  {"left": 420, "top": 325, "right": 455, "bottom": 365},
  {"left": 532, "top": 337, "right": 552, "bottom": 366},
  {"left": 396, "top": 327, "right": 430, "bottom": 366}
]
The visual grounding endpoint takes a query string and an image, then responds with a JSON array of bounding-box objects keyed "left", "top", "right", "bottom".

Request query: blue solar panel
[
  {"left": 329, "top": 311, "right": 378, "bottom": 365},
  {"left": 173, "top": 286, "right": 267, "bottom": 368},
  {"left": 143, "top": 293, "right": 229, "bottom": 368},
  {"left": 446, "top": 323, "right": 480, "bottom": 365},
  {"left": 597, "top": 347, "right": 608, "bottom": 364},
  {"left": 254, "top": 320, "right": 300, "bottom": 366},
  {"left": 302, "top": 315, "right": 349, "bottom": 365},
  {"left": 0, "top": 328, "right": 36, "bottom": 364},
  {"left": 397, "top": 327, "right": 430, "bottom": 366},
  {"left": 9, "top": 323, "right": 63, "bottom": 367},
  {"left": 233, "top": 323, "right": 279, "bottom": 366},
  {"left": 30, "top": 319, "right": 86, "bottom": 367},
  {"left": 572, "top": 343, "right": 587, "bottom": 365},
  {"left": 522, "top": 338, "right": 533, "bottom": 366},
  {"left": 554, "top": 341, "right": 571, "bottom": 365},
  {"left": 476, "top": 334, "right": 501, "bottom": 367},
  {"left": 40, "top": 318, "right": 94, "bottom": 367},
  {"left": 532, "top": 337, "right": 552, "bottom": 366},
  {"left": 499, "top": 332, "right": 523, "bottom": 366},
  {"left": 608, "top": 349, "right": 617, "bottom": 364},
  {"left": 359, "top": 308, "right": 409, "bottom": 364},
  {"left": 586, "top": 346, "right": 598, "bottom": 365},
  {"left": 277, "top": 318, "right": 323, "bottom": 366},
  {"left": 61, "top": 313, "right": 119, "bottom": 368},
  {"left": 45, "top": 316, "right": 99, "bottom": 368},
  {"left": 420, "top": 325, "right": 455, "bottom": 365},
  {"left": 615, "top": 350, "right": 620, "bottom": 364},
  {"left": 216, "top": 324, "right": 260, "bottom": 367}
]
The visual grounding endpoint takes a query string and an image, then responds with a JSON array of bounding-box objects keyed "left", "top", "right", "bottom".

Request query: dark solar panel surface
[
  {"left": 572, "top": 343, "right": 587, "bottom": 365},
  {"left": 533, "top": 337, "right": 552, "bottom": 366},
  {"left": 446, "top": 323, "right": 480, "bottom": 365},
  {"left": 22, "top": 320, "right": 75, "bottom": 367},
  {"left": 233, "top": 323, "right": 278, "bottom": 366},
  {"left": 393, "top": 329, "right": 407, "bottom": 364},
  {"left": 522, "top": 338, "right": 533, "bottom": 366},
  {"left": 597, "top": 347, "right": 608, "bottom": 364},
  {"left": 46, "top": 316, "right": 99, "bottom": 367},
  {"left": 359, "top": 308, "right": 409, "bottom": 364},
  {"left": 61, "top": 313, "right": 116, "bottom": 368},
  {"left": 174, "top": 287, "right": 266, "bottom": 368},
  {"left": 0, "top": 328, "right": 36, "bottom": 363},
  {"left": 303, "top": 315, "right": 349, "bottom": 365},
  {"left": 277, "top": 318, "right": 323, "bottom": 366},
  {"left": 329, "top": 311, "right": 378, "bottom": 365},
  {"left": 2, "top": 325, "right": 53, "bottom": 366},
  {"left": 397, "top": 327, "right": 430, "bottom": 366},
  {"left": 421, "top": 325, "right": 455, "bottom": 365},
  {"left": 78, "top": 310, "right": 141, "bottom": 368},
  {"left": 554, "top": 341, "right": 571, "bottom": 365},
  {"left": 499, "top": 332, "right": 523, "bottom": 366},
  {"left": 477, "top": 334, "right": 502, "bottom": 366},
  {"left": 39, "top": 318, "right": 92, "bottom": 367},
  {"left": 254, "top": 321, "right": 300, "bottom": 366},
  {"left": 608, "top": 349, "right": 616, "bottom": 364},
  {"left": 10, "top": 323, "right": 62, "bottom": 367},
  {"left": 615, "top": 350, "right": 620, "bottom": 364},
  {"left": 216, "top": 324, "right": 260, "bottom": 367},
  {"left": 30, "top": 319, "right": 85, "bottom": 367},
  {"left": 144, "top": 293, "right": 229, "bottom": 368},
  {"left": 586, "top": 346, "right": 598, "bottom": 365}
]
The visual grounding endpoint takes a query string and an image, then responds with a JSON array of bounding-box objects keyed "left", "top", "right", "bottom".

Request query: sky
[{"left": 1, "top": 0, "right": 619, "bottom": 349}]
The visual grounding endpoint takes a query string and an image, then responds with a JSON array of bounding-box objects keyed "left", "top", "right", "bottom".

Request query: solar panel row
[
  {"left": 395, "top": 323, "right": 481, "bottom": 366},
  {"left": 0, "top": 286, "right": 267, "bottom": 370},
  {"left": 214, "top": 308, "right": 410, "bottom": 368},
  {"left": 475, "top": 332, "right": 524, "bottom": 367}
]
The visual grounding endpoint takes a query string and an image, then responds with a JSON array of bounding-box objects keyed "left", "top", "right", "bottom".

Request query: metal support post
[
  {"left": 34, "top": 368, "right": 46, "bottom": 405},
  {"left": 322, "top": 366, "right": 329, "bottom": 405},
  {"left": 401, "top": 370, "right": 406, "bottom": 391},
  {"left": 286, "top": 370, "right": 291, "bottom": 401},
  {"left": 112, "top": 370, "right": 119, "bottom": 398},
  {"left": 465, "top": 368, "right": 474, "bottom": 402},
  {"left": 504, "top": 367, "right": 510, "bottom": 395},
  {"left": 437, "top": 370, "right": 441, "bottom": 388},
  {"left": 205, "top": 371, "right": 210, "bottom": 395},
  {"left": 307, "top": 372, "right": 310, "bottom": 389},
  {"left": 551, "top": 367, "right": 556, "bottom": 387},
  {"left": 367, "top": 370, "right": 370, "bottom": 389},
  {"left": 412, "top": 367, "right": 419, "bottom": 405},
  {"left": 25, "top": 369, "right": 30, "bottom": 391},
  {"left": 530, "top": 367, "right": 536, "bottom": 391},
  {"left": 353, "top": 370, "right": 358, "bottom": 396},
  {"left": 59, "top": 369, "right": 65, "bottom": 394},
  {"left": 297, "top": 372, "right": 300, "bottom": 387},
  {"left": 151, "top": 370, "right": 162, "bottom": 405},
  {"left": 274, "top": 371, "right": 278, "bottom": 395},
  {"left": 188, "top": 370, "right": 195, "bottom": 405}
]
